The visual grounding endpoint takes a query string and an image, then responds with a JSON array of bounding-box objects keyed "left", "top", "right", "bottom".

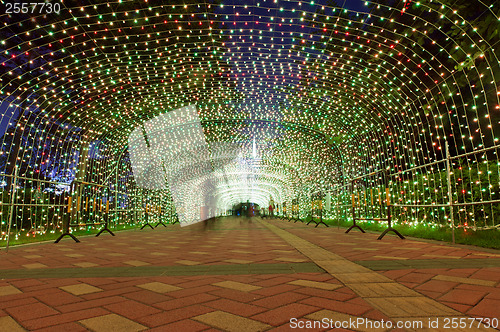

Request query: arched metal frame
[{"left": 0, "top": 0, "right": 499, "bottom": 243}]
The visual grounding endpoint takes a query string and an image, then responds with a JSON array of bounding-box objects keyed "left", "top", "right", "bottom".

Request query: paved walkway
[{"left": 0, "top": 217, "right": 499, "bottom": 331}]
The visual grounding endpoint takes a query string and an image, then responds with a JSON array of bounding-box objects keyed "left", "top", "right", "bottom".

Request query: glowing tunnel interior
[{"left": 0, "top": 0, "right": 499, "bottom": 235}]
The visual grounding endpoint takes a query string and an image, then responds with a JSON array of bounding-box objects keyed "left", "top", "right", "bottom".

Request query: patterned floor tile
[
  {"left": 73, "top": 262, "right": 99, "bottom": 268},
  {"left": 124, "top": 261, "right": 150, "bottom": 267},
  {"left": 22, "top": 263, "right": 47, "bottom": 269},
  {"left": 212, "top": 281, "right": 262, "bottom": 292},
  {"left": 176, "top": 260, "right": 201, "bottom": 266},
  {"left": 432, "top": 275, "right": 497, "bottom": 287},
  {"left": 193, "top": 311, "right": 270, "bottom": 332},
  {"left": 288, "top": 279, "right": 342, "bottom": 291},
  {"left": 136, "top": 282, "right": 182, "bottom": 293},
  {"left": 60, "top": 283, "right": 103, "bottom": 295},
  {"left": 79, "top": 313, "right": 147, "bottom": 332},
  {"left": 0, "top": 316, "right": 26, "bottom": 332},
  {"left": 223, "top": 259, "right": 254, "bottom": 264},
  {"left": 0, "top": 285, "right": 22, "bottom": 296}
]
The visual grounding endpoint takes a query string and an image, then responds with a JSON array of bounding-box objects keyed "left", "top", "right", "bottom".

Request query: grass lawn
[
  {"left": 1, "top": 222, "right": 146, "bottom": 248},
  {"left": 293, "top": 215, "right": 500, "bottom": 250}
]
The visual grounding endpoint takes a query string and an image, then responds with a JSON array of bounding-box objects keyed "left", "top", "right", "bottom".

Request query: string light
[{"left": 0, "top": 0, "right": 498, "bottom": 240}]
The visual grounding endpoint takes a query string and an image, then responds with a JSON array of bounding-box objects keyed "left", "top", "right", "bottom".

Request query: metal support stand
[
  {"left": 314, "top": 208, "right": 328, "bottom": 228},
  {"left": 307, "top": 216, "right": 328, "bottom": 227},
  {"left": 155, "top": 212, "right": 167, "bottom": 228},
  {"left": 55, "top": 188, "right": 81, "bottom": 243},
  {"left": 96, "top": 214, "right": 115, "bottom": 237},
  {"left": 377, "top": 205, "right": 405, "bottom": 240},
  {"left": 55, "top": 214, "right": 80, "bottom": 243},
  {"left": 140, "top": 212, "right": 154, "bottom": 229},
  {"left": 54, "top": 231, "right": 80, "bottom": 243},
  {"left": 346, "top": 201, "right": 365, "bottom": 233},
  {"left": 345, "top": 221, "right": 366, "bottom": 233},
  {"left": 171, "top": 213, "right": 180, "bottom": 224}
]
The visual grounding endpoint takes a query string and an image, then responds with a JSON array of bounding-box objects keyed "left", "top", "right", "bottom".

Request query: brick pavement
[{"left": 0, "top": 216, "right": 499, "bottom": 331}]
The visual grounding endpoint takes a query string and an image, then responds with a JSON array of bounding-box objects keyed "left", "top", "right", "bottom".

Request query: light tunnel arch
[{"left": 0, "top": 0, "right": 498, "bottom": 237}]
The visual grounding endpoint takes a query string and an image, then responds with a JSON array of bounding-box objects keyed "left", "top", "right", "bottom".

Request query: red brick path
[{"left": 0, "top": 217, "right": 498, "bottom": 331}]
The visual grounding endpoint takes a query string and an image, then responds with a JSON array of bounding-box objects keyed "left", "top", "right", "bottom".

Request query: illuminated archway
[{"left": 0, "top": 0, "right": 498, "bottom": 237}]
